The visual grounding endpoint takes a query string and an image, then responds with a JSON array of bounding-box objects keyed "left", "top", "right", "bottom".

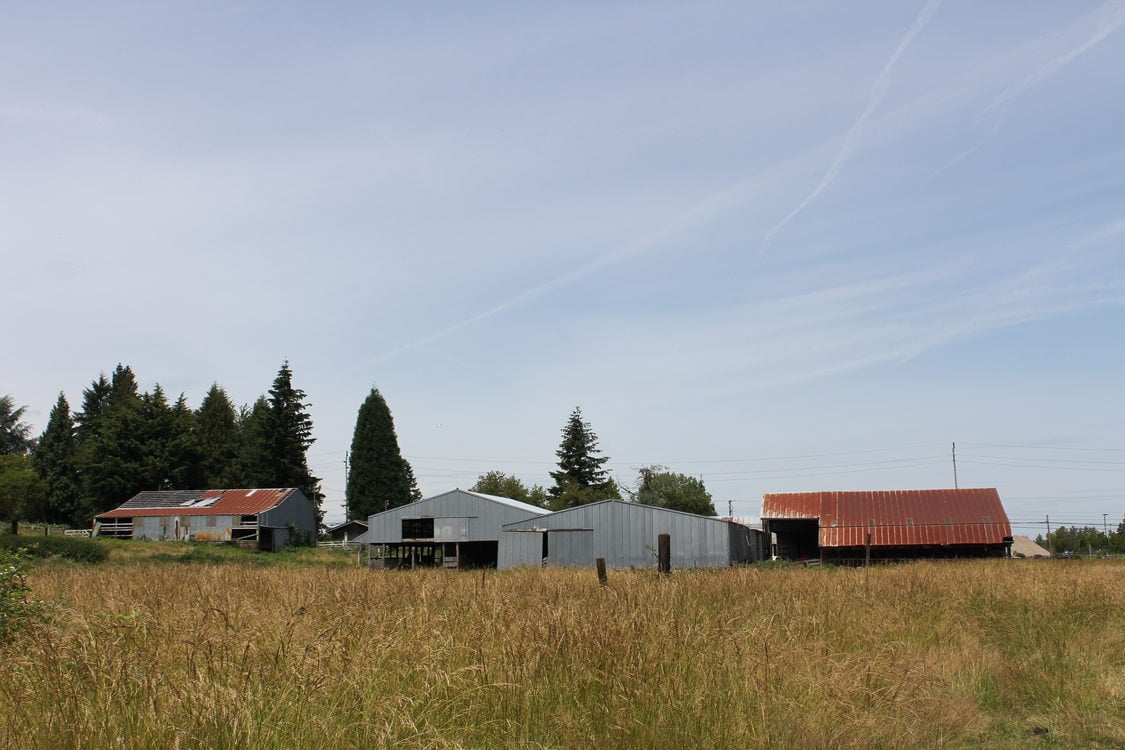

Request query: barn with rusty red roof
[
  {"left": 762, "top": 488, "right": 1013, "bottom": 564},
  {"left": 94, "top": 488, "right": 316, "bottom": 551}
]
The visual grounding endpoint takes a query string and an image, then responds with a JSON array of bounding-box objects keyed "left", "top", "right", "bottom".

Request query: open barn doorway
[{"left": 765, "top": 519, "right": 819, "bottom": 561}]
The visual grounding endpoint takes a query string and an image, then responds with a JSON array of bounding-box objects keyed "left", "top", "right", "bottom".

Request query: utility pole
[
  {"left": 952, "top": 442, "right": 958, "bottom": 489},
  {"left": 728, "top": 499, "right": 733, "bottom": 516},
  {"left": 1104, "top": 513, "right": 1109, "bottom": 538},
  {"left": 1046, "top": 514, "right": 1053, "bottom": 554},
  {"left": 343, "top": 451, "right": 350, "bottom": 520}
]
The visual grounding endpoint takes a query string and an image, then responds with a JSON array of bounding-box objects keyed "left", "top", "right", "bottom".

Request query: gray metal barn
[
  {"left": 355, "top": 489, "right": 548, "bottom": 569},
  {"left": 498, "top": 500, "right": 761, "bottom": 570}
]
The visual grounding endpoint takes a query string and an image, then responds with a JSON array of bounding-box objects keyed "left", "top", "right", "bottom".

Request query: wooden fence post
[
  {"left": 596, "top": 557, "right": 608, "bottom": 586},
  {"left": 658, "top": 533, "right": 671, "bottom": 575},
  {"left": 865, "top": 532, "right": 871, "bottom": 568}
]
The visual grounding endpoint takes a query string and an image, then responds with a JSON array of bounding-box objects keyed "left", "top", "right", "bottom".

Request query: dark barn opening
[{"left": 766, "top": 518, "right": 819, "bottom": 560}]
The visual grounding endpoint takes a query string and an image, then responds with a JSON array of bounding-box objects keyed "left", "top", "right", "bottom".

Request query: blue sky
[{"left": 3, "top": 1, "right": 1124, "bottom": 535}]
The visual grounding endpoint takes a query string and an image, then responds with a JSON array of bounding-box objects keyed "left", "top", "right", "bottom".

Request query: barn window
[{"left": 402, "top": 518, "right": 434, "bottom": 539}]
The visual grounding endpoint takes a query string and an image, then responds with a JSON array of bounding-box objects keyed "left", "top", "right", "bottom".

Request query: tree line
[
  {"left": 0, "top": 362, "right": 322, "bottom": 529},
  {"left": 1035, "top": 522, "right": 1125, "bottom": 556},
  {"left": 343, "top": 401, "right": 718, "bottom": 520},
  {"left": 469, "top": 406, "right": 717, "bottom": 516}
]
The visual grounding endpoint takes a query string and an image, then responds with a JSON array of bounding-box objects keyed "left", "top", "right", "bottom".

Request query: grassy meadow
[{"left": 1, "top": 546, "right": 1122, "bottom": 749}]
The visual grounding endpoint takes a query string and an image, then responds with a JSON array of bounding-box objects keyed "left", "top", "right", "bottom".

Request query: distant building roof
[
  {"left": 762, "top": 488, "right": 1012, "bottom": 547},
  {"left": 96, "top": 489, "right": 301, "bottom": 519}
]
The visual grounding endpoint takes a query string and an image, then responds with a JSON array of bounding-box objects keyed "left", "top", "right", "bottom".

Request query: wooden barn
[
  {"left": 94, "top": 488, "right": 317, "bottom": 551},
  {"left": 762, "top": 488, "right": 1013, "bottom": 564}
]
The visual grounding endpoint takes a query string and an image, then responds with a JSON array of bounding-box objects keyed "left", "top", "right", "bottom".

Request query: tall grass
[{"left": 1, "top": 560, "right": 1121, "bottom": 749}]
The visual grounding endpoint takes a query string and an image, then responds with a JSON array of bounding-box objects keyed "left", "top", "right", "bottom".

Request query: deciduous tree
[
  {"left": 470, "top": 471, "right": 548, "bottom": 508},
  {"left": 631, "top": 465, "right": 716, "bottom": 516},
  {"left": 0, "top": 454, "right": 46, "bottom": 533}
]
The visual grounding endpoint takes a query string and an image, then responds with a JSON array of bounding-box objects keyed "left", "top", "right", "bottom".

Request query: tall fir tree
[
  {"left": 75, "top": 365, "right": 148, "bottom": 516},
  {"left": 548, "top": 407, "right": 618, "bottom": 508},
  {"left": 235, "top": 397, "right": 273, "bottom": 488},
  {"left": 265, "top": 361, "right": 322, "bottom": 512},
  {"left": 138, "top": 384, "right": 174, "bottom": 490},
  {"left": 33, "top": 393, "right": 82, "bottom": 526},
  {"left": 195, "top": 384, "right": 240, "bottom": 487},
  {"left": 166, "top": 393, "right": 202, "bottom": 489},
  {"left": 346, "top": 388, "right": 420, "bottom": 519}
]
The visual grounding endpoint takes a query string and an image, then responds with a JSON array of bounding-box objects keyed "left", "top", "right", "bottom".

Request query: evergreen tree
[
  {"left": 0, "top": 394, "right": 35, "bottom": 455},
  {"left": 75, "top": 365, "right": 148, "bottom": 517},
  {"left": 169, "top": 394, "right": 203, "bottom": 488},
  {"left": 32, "top": 393, "right": 82, "bottom": 526},
  {"left": 195, "top": 384, "right": 240, "bottom": 487},
  {"left": 265, "top": 361, "right": 322, "bottom": 512},
  {"left": 346, "top": 388, "right": 419, "bottom": 519},
  {"left": 548, "top": 407, "right": 618, "bottom": 508},
  {"left": 235, "top": 397, "right": 273, "bottom": 488},
  {"left": 138, "top": 384, "right": 175, "bottom": 490}
]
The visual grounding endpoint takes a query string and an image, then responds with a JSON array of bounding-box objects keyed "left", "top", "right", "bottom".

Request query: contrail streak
[
  {"left": 931, "top": 0, "right": 1125, "bottom": 178},
  {"left": 761, "top": 0, "right": 943, "bottom": 251}
]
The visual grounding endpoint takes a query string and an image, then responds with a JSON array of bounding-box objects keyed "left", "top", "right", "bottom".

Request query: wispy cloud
[
  {"left": 0, "top": 103, "right": 115, "bottom": 129},
  {"left": 932, "top": 0, "right": 1125, "bottom": 177},
  {"left": 760, "top": 0, "right": 943, "bottom": 250}
]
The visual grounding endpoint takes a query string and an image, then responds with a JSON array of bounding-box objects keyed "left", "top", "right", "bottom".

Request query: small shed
[
  {"left": 762, "top": 488, "right": 1013, "bottom": 563},
  {"left": 498, "top": 500, "right": 760, "bottom": 570},
  {"left": 94, "top": 488, "right": 317, "bottom": 551},
  {"left": 326, "top": 519, "right": 368, "bottom": 543},
  {"left": 355, "top": 489, "right": 548, "bottom": 569}
]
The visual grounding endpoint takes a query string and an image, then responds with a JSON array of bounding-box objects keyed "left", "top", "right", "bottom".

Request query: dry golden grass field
[{"left": 1, "top": 546, "right": 1122, "bottom": 749}]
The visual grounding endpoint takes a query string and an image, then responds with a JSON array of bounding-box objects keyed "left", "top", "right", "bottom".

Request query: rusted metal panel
[
  {"left": 96, "top": 489, "right": 296, "bottom": 519},
  {"left": 762, "top": 489, "right": 1011, "bottom": 548}
]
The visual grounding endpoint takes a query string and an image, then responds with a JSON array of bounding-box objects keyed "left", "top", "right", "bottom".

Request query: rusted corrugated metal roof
[
  {"left": 762, "top": 488, "right": 1011, "bottom": 547},
  {"left": 96, "top": 489, "right": 297, "bottom": 519}
]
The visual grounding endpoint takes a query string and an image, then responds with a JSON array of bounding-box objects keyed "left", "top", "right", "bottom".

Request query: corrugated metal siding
[
  {"left": 547, "top": 529, "right": 594, "bottom": 567},
  {"left": 132, "top": 515, "right": 237, "bottom": 542},
  {"left": 498, "top": 500, "right": 741, "bottom": 569},
  {"left": 362, "top": 489, "right": 547, "bottom": 544},
  {"left": 762, "top": 489, "right": 1012, "bottom": 548},
  {"left": 498, "top": 531, "right": 543, "bottom": 569},
  {"left": 258, "top": 491, "right": 317, "bottom": 547}
]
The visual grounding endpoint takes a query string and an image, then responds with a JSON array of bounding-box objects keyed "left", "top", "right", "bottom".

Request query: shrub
[
  {"left": 0, "top": 549, "right": 40, "bottom": 642},
  {"left": 0, "top": 534, "right": 109, "bottom": 564}
]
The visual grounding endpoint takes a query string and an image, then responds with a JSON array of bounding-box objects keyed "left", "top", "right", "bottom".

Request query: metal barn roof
[
  {"left": 96, "top": 489, "right": 300, "bottom": 519},
  {"left": 761, "top": 488, "right": 1012, "bottom": 547}
]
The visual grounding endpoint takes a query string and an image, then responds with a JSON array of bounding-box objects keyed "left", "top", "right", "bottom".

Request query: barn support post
[
  {"left": 596, "top": 557, "right": 608, "bottom": 586},
  {"left": 865, "top": 533, "right": 872, "bottom": 568},
  {"left": 657, "top": 533, "right": 671, "bottom": 575}
]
